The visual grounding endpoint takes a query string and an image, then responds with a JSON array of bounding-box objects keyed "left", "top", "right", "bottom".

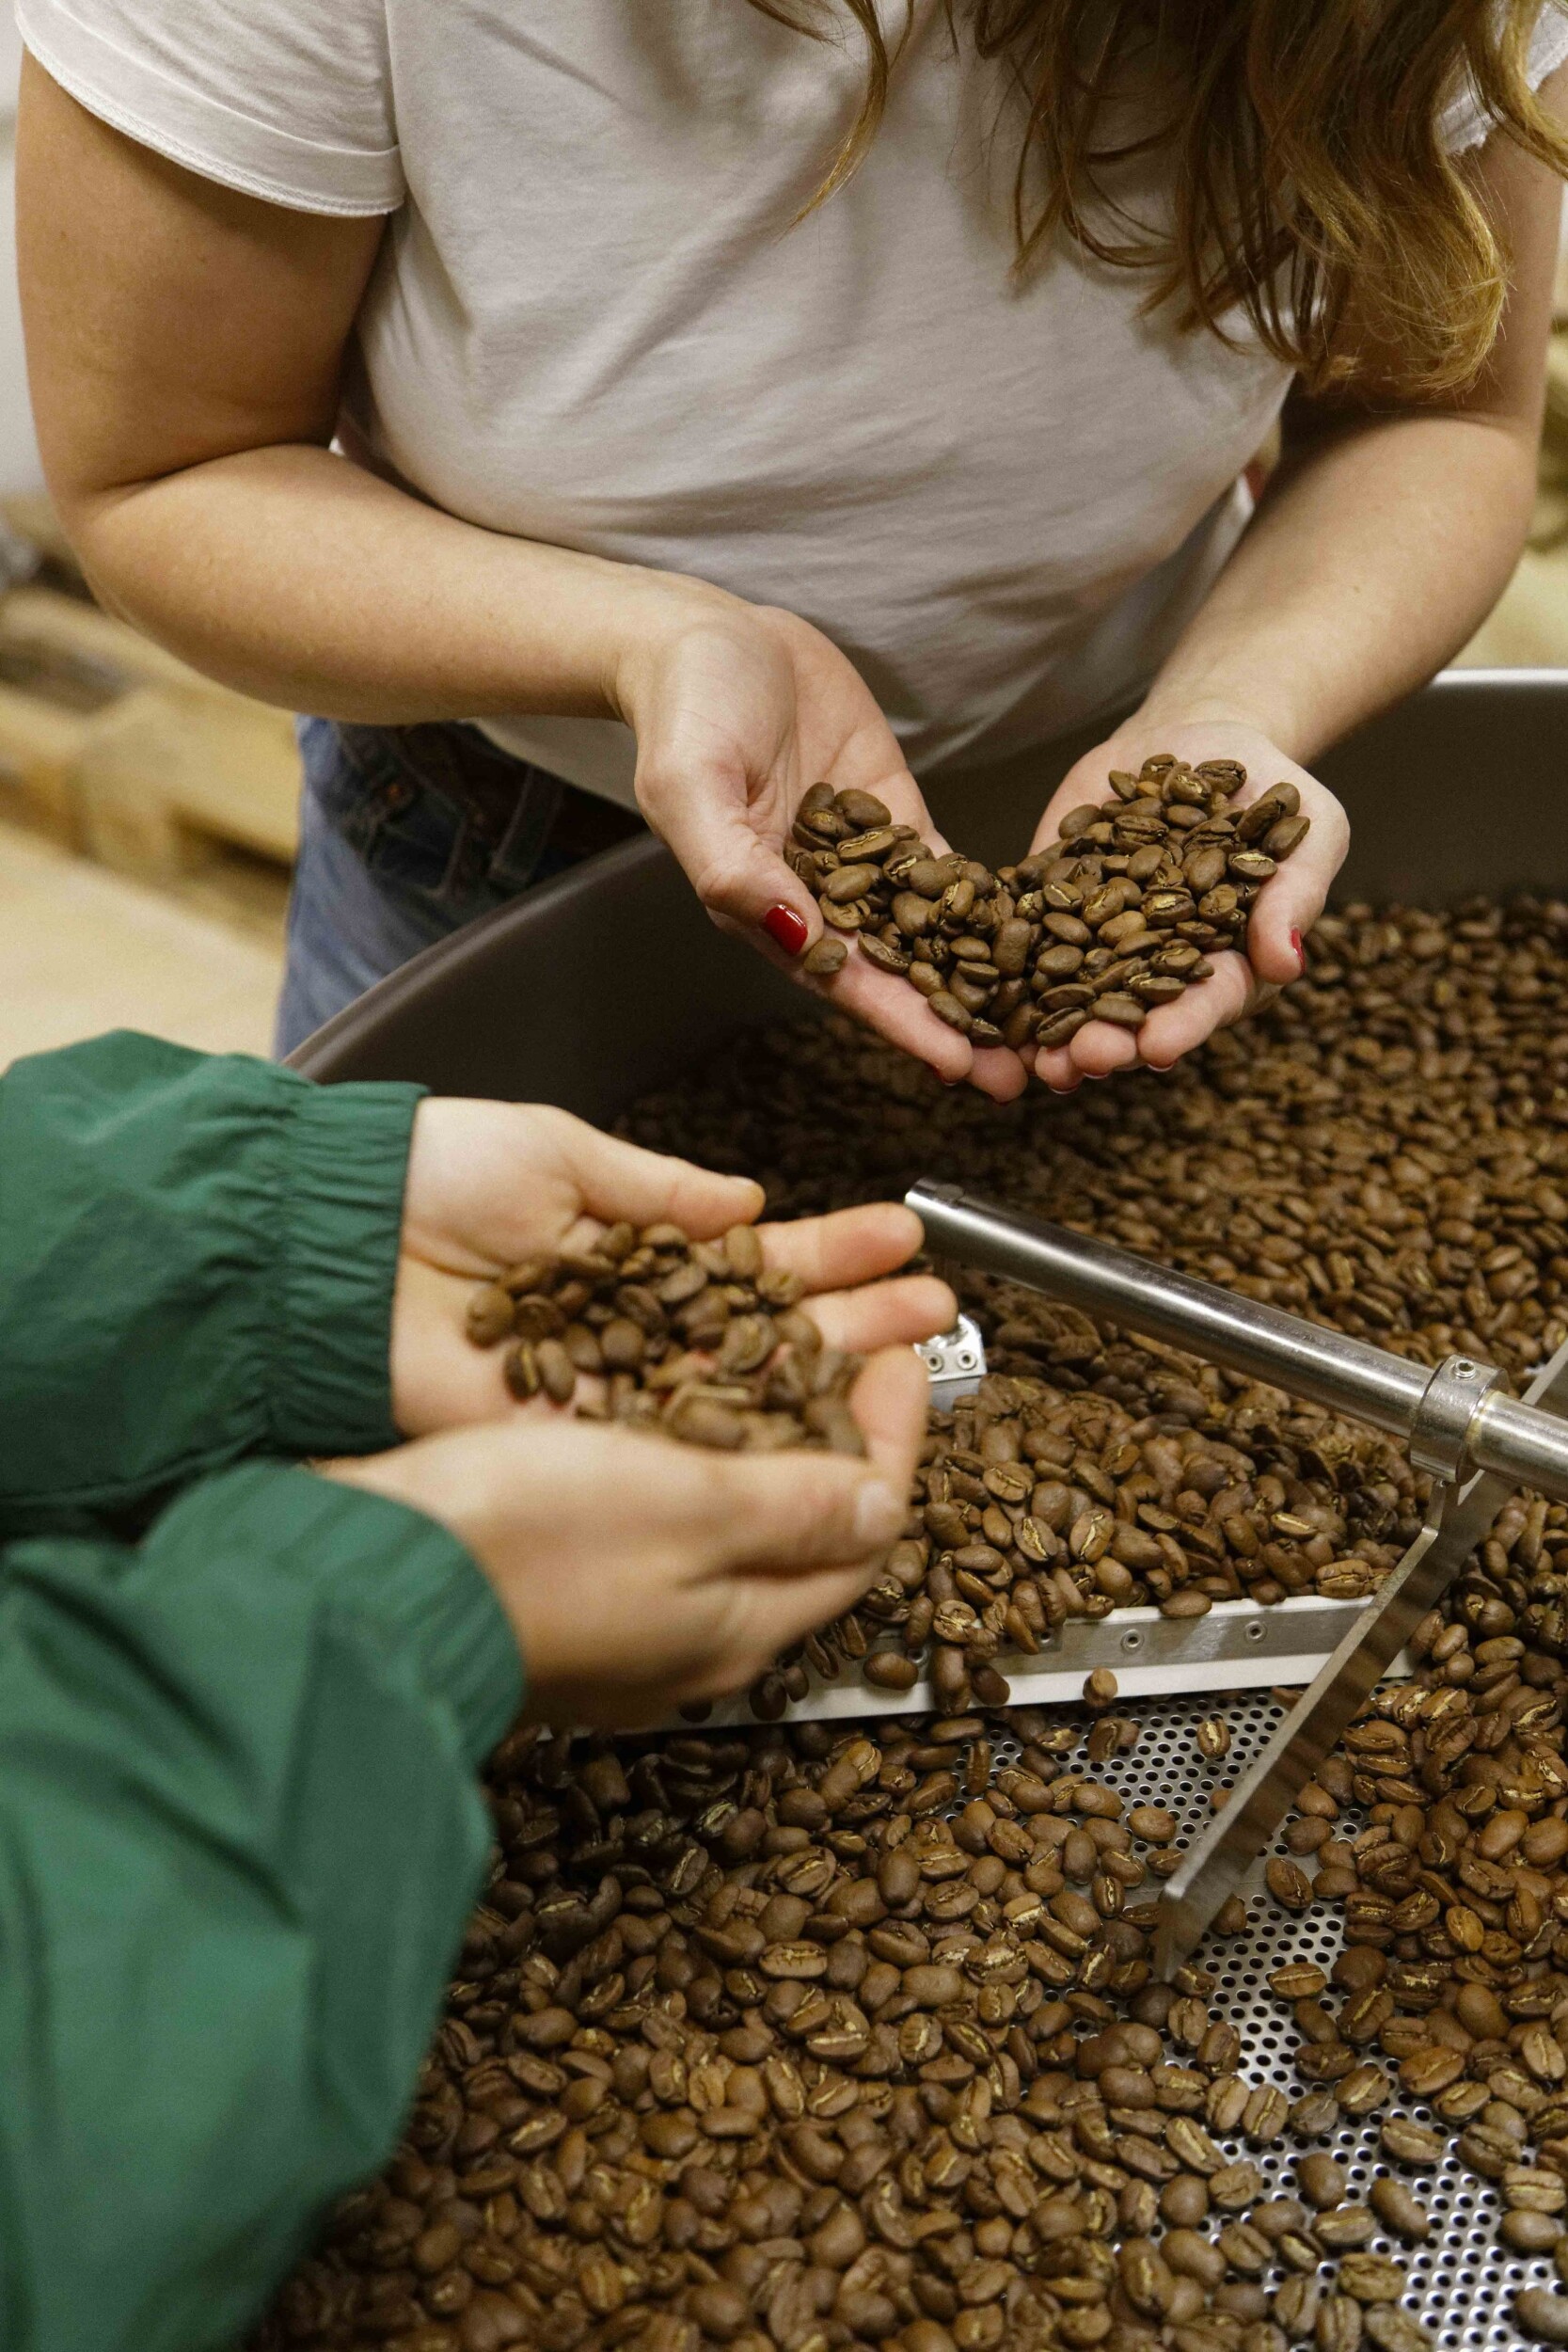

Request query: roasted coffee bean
[
  {"left": 1266, "top": 1858, "right": 1313, "bottom": 1912},
  {"left": 1313, "top": 2205, "right": 1377, "bottom": 2251},
  {"left": 1379, "top": 2118, "right": 1444, "bottom": 2169},
  {"left": 1337, "top": 2257, "right": 1406, "bottom": 2308},
  {"left": 1364, "top": 2312, "right": 1434, "bottom": 2352},
  {"left": 802, "top": 934, "right": 848, "bottom": 977},
  {"left": 465, "top": 1282, "right": 516, "bottom": 1347},
  {"left": 1502, "top": 2211, "right": 1565, "bottom": 2255},
  {"left": 1276, "top": 2277, "right": 1323, "bottom": 2342},
  {"left": 1296, "top": 2155, "right": 1346, "bottom": 2211},
  {"left": 1514, "top": 2295, "right": 1568, "bottom": 2348}
]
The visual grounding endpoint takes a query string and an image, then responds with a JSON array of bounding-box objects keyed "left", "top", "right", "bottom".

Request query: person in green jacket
[{"left": 0, "top": 1029, "right": 948, "bottom": 2352}]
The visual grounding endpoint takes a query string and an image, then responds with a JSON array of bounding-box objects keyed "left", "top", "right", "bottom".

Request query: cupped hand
[
  {"left": 391, "top": 1096, "right": 955, "bottom": 1435},
  {"left": 1030, "top": 715, "right": 1349, "bottom": 1092},
  {"left": 613, "top": 588, "right": 1028, "bottom": 1102},
  {"left": 325, "top": 1343, "right": 928, "bottom": 1726}
]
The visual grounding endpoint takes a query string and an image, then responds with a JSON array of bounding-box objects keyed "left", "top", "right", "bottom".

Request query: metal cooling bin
[
  {"left": 290, "top": 675, "right": 1568, "bottom": 2345},
  {"left": 287, "top": 669, "right": 1568, "bottom": 1696}
]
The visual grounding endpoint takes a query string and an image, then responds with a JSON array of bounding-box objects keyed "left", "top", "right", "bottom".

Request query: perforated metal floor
[{"left": 983, "top": 1689, "right": 1550, "bottom": 2352}]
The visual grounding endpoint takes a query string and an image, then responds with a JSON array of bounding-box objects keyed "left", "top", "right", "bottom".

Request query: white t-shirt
[{"left": 21, "top": 0, "right": 1568, "bottom": 807}]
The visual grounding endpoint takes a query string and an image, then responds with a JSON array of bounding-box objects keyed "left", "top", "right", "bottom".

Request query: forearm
[
  {"left": 71, "top": 443, "right": 714, "bottom": 722},
  {"left": 1142, "top": 406, "right": 1540, "bottom": 764}
]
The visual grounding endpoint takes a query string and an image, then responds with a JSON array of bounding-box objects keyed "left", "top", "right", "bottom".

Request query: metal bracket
[
  {"left": 1409, "top": 1353, "right": 1504, "bottom": 1482},
  {"left": 914, "top": 1315, "right": 987, "bottom": 1410}
]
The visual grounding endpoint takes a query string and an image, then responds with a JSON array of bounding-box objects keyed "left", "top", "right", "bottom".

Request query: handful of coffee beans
[
  {"left": 789, "top": 756, "right": 1308, "bottom": 1051},
  {"left": 464, "top": 1224, "right": 866, "bottom": 1458}
]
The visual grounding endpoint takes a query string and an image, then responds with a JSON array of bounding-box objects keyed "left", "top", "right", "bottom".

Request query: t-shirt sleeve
[
  {"left": 1441, "top": 4, "right": 1568, "bottom": 154},
  {"left": 17, "top": 0, "right": 404, "bottom": 215}
]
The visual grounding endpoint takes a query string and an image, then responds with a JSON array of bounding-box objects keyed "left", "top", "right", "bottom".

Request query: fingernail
[
  {"left": 1291, "top": 927, "right": 1306, "bottom": 976},
  {"left": 763, "top": 904, "right": 809, "bottom": 957},
  {"left": 855, "top": 1481, "right": 904, "bottom": 1547}
]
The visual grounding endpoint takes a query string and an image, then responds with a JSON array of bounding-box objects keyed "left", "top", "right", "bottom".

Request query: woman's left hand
[
  {"left": 389, "top": 1098, "right": 954, "bottom": 1435},
  {"left": 1030, "top": 714, "right": 1349, "bottom": 1092}
]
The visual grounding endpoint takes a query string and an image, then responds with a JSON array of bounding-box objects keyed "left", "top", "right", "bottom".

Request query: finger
[
  {"left": 1063, "top": 1019, "right": 1142, "bottom": 1079},
  {"left": 703, "top": 1348, "right": 927, "bottom": 1574},
  {"left": 1032, "top": 1042, "right": 1085, "bottom": 1093},
  {"left": 761, "top": 1201, "right": 926, "bottom": 1294},
  {"left": 700, "top": 1452, "right": 907, "bottom": 1575},
  {"left": 848, "top": 1343, "right": 930, "bottom": 1495},
  {"left": 1128, "top": 951, "right": 1255, "bottom": 1068},
  {"left": 654, "top": 775, "right": 821, "bottom": 946},
  {"left": 807, "top": 1272, "right": 956, "bottom": 1354},
  {"left": 1244, "top": 791, "right": 1349, "bottom": 983},
  {"left": 546, "top": 1112, "right": 765, "bottom": 1239},
  {"left": 711, "top": 1557, "right": 895, "bottom": 1692},
  {"left": 826, "top": 952, "right": 974, "bottom": 1083},
  {"left": 968, "top": 1044, "right": 1031, "bottom": 1103}
]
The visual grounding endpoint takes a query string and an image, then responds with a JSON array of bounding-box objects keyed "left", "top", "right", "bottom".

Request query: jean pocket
[{"left": 298, "top": 718, "right": 467, "bottom": 900}]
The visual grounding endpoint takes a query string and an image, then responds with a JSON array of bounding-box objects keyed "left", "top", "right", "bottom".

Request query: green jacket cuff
[{"left": 273, "top": 1077, "right": 421, "bottom": 1460}]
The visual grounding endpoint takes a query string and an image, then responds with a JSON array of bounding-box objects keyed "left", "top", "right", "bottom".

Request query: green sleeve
[
  {"left": 0, "top": 1459, "right": 523, "bottom": 2352},
  {"left": 0, "top": 1032, "right": 424, "bottom": 1538}
]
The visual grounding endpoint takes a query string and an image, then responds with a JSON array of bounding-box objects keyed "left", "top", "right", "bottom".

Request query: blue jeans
[{"left": 275, "top": 719, "right": 641, "bottom": 1057}]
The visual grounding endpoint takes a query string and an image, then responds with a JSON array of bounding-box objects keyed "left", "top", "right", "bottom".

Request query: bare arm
[
  {"left": 1137, "top": 95, "right": 1563, "bottom": 764},
  {"left": 19, "top": 57, "right": 1023, "bottom": 1097},
  {"left": 1032, "top": 83, "right": 1564, "bottom": 1089},
  {"left": 17, "top": 55, "right": 689, "bottom": 722}
]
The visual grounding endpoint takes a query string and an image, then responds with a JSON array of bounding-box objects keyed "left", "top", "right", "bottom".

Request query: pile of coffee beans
[
  {"left": 463, "top": 1226, "right": 865, "bottom": 1459},
  {"left": 798, "top": 1348, "right": 1421, "bottom": 1722},
  {"left": 260, "top": 1546, "right": 1568, "bottom": 2352},
  {"left": 622, "top": 896, "right": 1568, "bottom": 1715},
  {"left": 790, "top": 759, "right": 1308, "bottom": 1050},
  {"left": 255, "top": 895, "right": 1568, "bottom": 2352}
]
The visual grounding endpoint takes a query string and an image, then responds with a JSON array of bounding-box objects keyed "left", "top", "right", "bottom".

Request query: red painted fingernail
[
  {"left": 1291, "top": 927, "right": 1306, "bottom": 975},
  {"left": 763, "top": 904, "right": 809, "bottom": 957}
]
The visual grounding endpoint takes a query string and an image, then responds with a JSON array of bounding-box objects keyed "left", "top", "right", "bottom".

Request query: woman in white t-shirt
[{"left": 15, "top": 3, "right": 1568, "bottom": 1095}]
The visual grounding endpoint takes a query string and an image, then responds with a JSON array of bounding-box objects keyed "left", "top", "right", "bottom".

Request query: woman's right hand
[
  {"left": 324, "top": 1344, "right": 926, "bottom": 1726},
  {"left": 613, "top": 588, "right": 1030, "bottom": 1104}
]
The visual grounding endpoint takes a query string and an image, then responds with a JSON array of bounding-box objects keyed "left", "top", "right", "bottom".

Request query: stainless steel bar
[
  {"left": 1469, "top": 1390, "right": 1568, "bottom": 1502},
  {"left": 907, "top": 1179, "right": 1429, "bottom": 1436},
  {"left": 1150, "top": 1329, "right": 1568, "bottom": 1976},
  {"left": 907, "top": 1178, "right": 1568, "bottom": 1505}
]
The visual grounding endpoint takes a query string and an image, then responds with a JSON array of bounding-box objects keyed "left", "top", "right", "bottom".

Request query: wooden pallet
[{"left": 0, "top": 582, "right": 300, "bottom": 882}]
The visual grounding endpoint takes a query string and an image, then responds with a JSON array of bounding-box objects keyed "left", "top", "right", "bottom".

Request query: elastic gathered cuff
[
  {"left": 151, "top": 1463, "right": 524, "bottom": 1761},
  {"left": 272, "top": 1081, "right": 425, "bottom": 1461}
]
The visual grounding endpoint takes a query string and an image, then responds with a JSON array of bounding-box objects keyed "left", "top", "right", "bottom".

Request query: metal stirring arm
[
  {"left": 904, "top": 1177, "right": 1568, "bottom": 1972},
  {"left": 1151, "top": 1332, "right": 1568, "bottom": 1972},
  {"left": 906, "top": 1180, "right": 1568, "bottom": 1505}
]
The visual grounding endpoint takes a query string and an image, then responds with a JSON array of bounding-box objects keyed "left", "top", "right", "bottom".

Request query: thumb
[
  {"left": 550, "top": 1117, "right": 766, "bottom": 1239},
  {"left": 704, "top": 1345, "right": 927, "bottom": 1577}
]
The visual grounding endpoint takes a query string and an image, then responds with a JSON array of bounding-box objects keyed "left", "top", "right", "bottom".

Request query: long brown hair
[{"left": 748, "top": 0, "right": 1568, "bottom": 395}]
